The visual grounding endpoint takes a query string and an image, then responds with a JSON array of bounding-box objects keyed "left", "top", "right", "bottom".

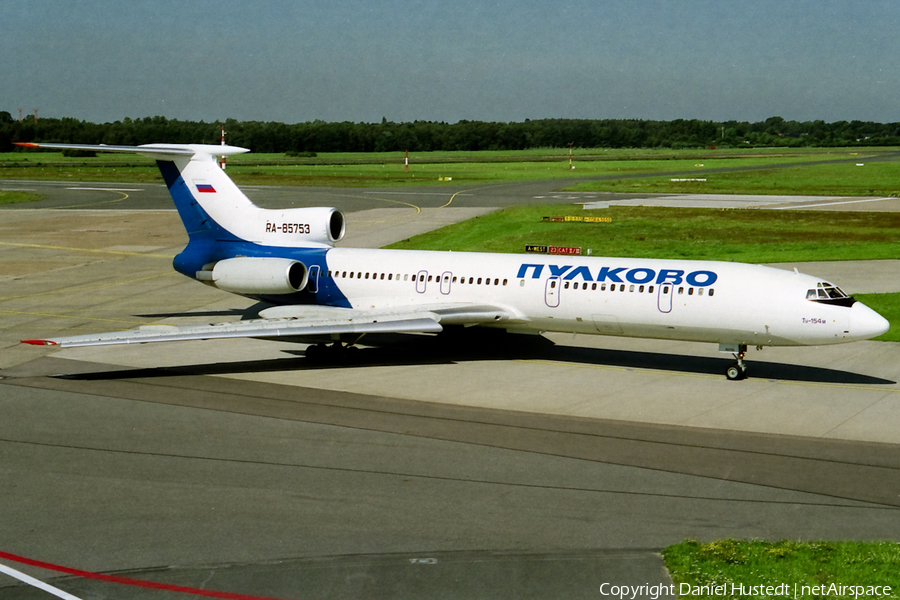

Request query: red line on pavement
[{"left": 0, "top": 550, "right": 293, "bottom": 600}]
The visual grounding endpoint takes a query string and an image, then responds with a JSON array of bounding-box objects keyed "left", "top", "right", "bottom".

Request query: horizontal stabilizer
[{"left": 15, "top": 142, "right": 250, "bottom": 160}]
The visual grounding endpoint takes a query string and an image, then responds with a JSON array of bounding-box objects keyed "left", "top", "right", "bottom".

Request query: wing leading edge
[
  {"left": 21, "top": 304, "right": 518, "bottom": 348},
  {"left": 22, "top": 313, "right": 442, "bottom": 348}
]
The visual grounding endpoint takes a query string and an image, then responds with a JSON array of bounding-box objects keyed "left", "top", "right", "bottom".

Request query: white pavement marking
[
  {"left": 772, "top": 197, "right": 895, "bottom": 210},
  {"left": 65, "top": 187, "right": 143, "bottom": 192},
  {"left": 0, "top": 562, "right": 85, "bottom": 600}
]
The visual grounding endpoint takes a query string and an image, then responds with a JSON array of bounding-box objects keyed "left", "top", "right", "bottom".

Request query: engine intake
[{"left": 197, "top": 257, "right": 309, "bottom": 295}]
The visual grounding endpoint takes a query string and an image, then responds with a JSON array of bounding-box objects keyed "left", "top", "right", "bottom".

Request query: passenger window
[
  {"left": 601, "top": 284, "right": 607, "bottom": 291},
  {"left": 629, "top": 285, "right": 635, "bottom": 292},
  {"left": 688, "top": 288, "right": 694, "bottom": 295},
  {"left": 350, "top": 272, "right": 354, "bottom": 278},
  {"left": 564, "top": 282, "right": 570, "bottom": 289},
  {"left": 469, "top": 277, "right": 474, "bottom": 284},
  {"left": 403, "top": 274, "right": 408, "bottom": 281},
  {"left": 357, "top": 272, "right": 362, "bottom": 279},
  {"left": 388, "top": 274, "right": 393, "bottom": 280},
  {"left": 649, "top": 285, "right": 654, "bottom": 293},
  {"left": 503, "top": 279, "right": 508, "bottom": 286},
  {"left": 620, "top": 284, "right": 626, "bottom": 292},
  {"left": 709, "top": 289, "right": 715, "bottom": 297},
  {"left": 663, "top": 286, "right": 669, "bottom": 293},
  {"left": 477, "top": 277, "right": 482, "bottom": 284},
  {"left": 639, "top": 285, "right": 644, "bottom": 293},
  {"left": 698, "top": 288, "right": 704, "bottom": 296},
  {"left": 591, "top": 283, "right": 597, "bottom": 291},
  {"left": 678, "top": 287, "right": 684, "bottom": 295},
  {"left": 380, "top": 273, "right": 385, "bottom": 280},
  {"left": 551, "top": 280, "right": 557, "bottom": 288},
  {"left": 365, "top": 273, "right": 370, "bottom": 279},
  {"left": 494, "top": 278, "right": 499, "bottom": 285}
]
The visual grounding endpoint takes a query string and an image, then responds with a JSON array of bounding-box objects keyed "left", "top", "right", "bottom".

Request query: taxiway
[{"left": 1, "top": 181, "right": 898, "bottom": 599}]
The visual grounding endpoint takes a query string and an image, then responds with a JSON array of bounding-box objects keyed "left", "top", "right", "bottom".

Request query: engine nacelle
[
  {"left": 257, "top": 207, "right": 345, "bottom": 246},
  {"left": 197, "top": 257, "right": 309, "bottom": 295}
]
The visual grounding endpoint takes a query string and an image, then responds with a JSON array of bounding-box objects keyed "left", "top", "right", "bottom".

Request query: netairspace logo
[
  {"left": 684, "top": 583, "right": 892, "bottom": 598},
  {"left": 599, "top": 583, "right": 894, "bottom": 599}
]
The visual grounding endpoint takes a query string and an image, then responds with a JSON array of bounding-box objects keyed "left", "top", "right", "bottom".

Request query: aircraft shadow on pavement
[{"left": 56, "top": 329, "right": 894, "bottom": 385}]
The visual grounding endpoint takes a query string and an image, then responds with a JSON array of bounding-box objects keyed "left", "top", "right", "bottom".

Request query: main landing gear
[
  {"left": 725, "top": 345, "right": 748, "bottom": 380},
  {"left": 305, "top": 341, "right": 360, "bottom": 365}
]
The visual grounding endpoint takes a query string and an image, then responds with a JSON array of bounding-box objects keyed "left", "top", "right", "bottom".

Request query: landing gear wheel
[
  {"left": 306, "top": 341, "right": 360, "bottom": 365},
  {"left": 306, "top": 343, "right": 327, "bottom": 363},
  {"left": 725, "top": 346, "right": 749, "bottom": 380}
]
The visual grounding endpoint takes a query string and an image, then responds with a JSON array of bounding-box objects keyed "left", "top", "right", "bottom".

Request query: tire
[
  {"left": 306, "top": 343, "right": 324, "bottom": 363},
  {"left": 726, "top": 365, "right": 743, "bottom": 380}
]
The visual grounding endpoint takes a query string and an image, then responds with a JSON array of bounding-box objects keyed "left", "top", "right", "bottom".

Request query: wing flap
[
  {"left": 22, "top": 313, "right": 442, "bottom": 348},
  {"left": 21, "top": 302, "right": 525, "bottom": 349}
]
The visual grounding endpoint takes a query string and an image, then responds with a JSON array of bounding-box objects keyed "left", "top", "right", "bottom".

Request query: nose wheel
[{"left": 725, "top": 348, "right": 748, "bottom": 380}]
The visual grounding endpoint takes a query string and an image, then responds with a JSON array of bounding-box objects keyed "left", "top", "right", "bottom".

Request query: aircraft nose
[{"left": 851, "top": 301, "right": 890, "bottom": 340}]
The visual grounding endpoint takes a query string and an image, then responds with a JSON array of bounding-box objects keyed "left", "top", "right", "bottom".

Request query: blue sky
[{"left": 3, "top": 1, "right": 899, "bottom": 124}]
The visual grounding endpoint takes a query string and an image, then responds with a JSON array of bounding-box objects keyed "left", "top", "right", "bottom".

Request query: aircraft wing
[{"left": 21, "top": 304, "right": 518, "bottom": 348}]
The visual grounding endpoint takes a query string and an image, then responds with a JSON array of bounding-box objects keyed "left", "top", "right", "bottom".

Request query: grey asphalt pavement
[{"left": 1, "top": 184, "right": 899, "bottom": 599}]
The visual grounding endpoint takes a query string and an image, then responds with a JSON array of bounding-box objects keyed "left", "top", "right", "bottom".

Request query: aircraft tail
[
  {"left": 16, "top": 142, "right": 255, "bottom": 240},
  {"left": 15, "top": 142, "right": 345, "bottom": 249}
]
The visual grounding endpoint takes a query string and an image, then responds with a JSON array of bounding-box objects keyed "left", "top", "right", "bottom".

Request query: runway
[{"left": 1, "top": 181, "right": 899, "bottom": 599}]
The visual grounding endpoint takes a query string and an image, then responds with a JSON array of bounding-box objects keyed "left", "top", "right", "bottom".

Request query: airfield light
[{"left": 220, "top": 125, "right": 226, "bottom": 170}]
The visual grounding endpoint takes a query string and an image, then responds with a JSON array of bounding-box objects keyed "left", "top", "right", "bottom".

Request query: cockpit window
[{"left": 807, "top": 282, "right": 854, "bottom": 307}]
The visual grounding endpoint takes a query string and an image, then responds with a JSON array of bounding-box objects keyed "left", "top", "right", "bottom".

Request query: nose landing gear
[{"left": 725, "top": 345, "right": 748, "bottom": 380}]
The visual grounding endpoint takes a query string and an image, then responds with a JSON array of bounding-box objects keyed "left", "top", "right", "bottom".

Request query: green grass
[
  {"left": 386, "top": 205, "right": 900, "bottom": 263},
  {"left": 567, "top": 159, "right": 900, "bottom": 196},
  {"left": 663, "top": 540, "right": 900, "bottom": 599},
  {"left": 0, "top": 190, "right": 42, "bottom": 205},
  {"left": 2, "top": 147, "right": 896, "bottom": 191}
]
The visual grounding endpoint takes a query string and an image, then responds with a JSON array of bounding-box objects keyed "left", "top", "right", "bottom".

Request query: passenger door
[
  {"left": 416, "top": 270, "right": 428, "bottom": 294},
  {"left": 545, "top": 276, "right": 560, "bottom": 308},
  {"left": 440, "top": 271, "right": 452, "bottom": 295},
  {"left": 657, "top": 283, "right": 673, "bottom": 313},
  {"left": 307, "top": 265, "right": 320, "bottom": 294}
]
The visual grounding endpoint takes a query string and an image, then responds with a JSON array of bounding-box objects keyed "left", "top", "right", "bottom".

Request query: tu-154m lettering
[{"left": 17, "top": 142, "right": 889, "bottom": 380}]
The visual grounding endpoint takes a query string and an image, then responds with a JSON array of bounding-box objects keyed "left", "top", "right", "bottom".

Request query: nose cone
[{"left": 851, "top": 301, "right": 890, "bottom": 340}]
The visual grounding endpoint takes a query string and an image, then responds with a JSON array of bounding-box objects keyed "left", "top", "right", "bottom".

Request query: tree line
[{"left": 3, "top": 111, "right": 900, "bottom": 153}]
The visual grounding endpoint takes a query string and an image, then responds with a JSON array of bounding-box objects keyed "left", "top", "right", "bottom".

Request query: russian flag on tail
[{"left": 196, "top": 182, "right": 216, "bottom": 193}]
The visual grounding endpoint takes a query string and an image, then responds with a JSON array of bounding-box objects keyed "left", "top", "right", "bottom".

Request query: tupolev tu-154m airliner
[{"left": 18, "top": 142, "right": 890, "bottom": 380}]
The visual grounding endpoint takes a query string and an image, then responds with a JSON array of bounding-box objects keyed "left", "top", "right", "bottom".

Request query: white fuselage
[{"left": 317, "top": 248, "right": 885, "bottom": 347}]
